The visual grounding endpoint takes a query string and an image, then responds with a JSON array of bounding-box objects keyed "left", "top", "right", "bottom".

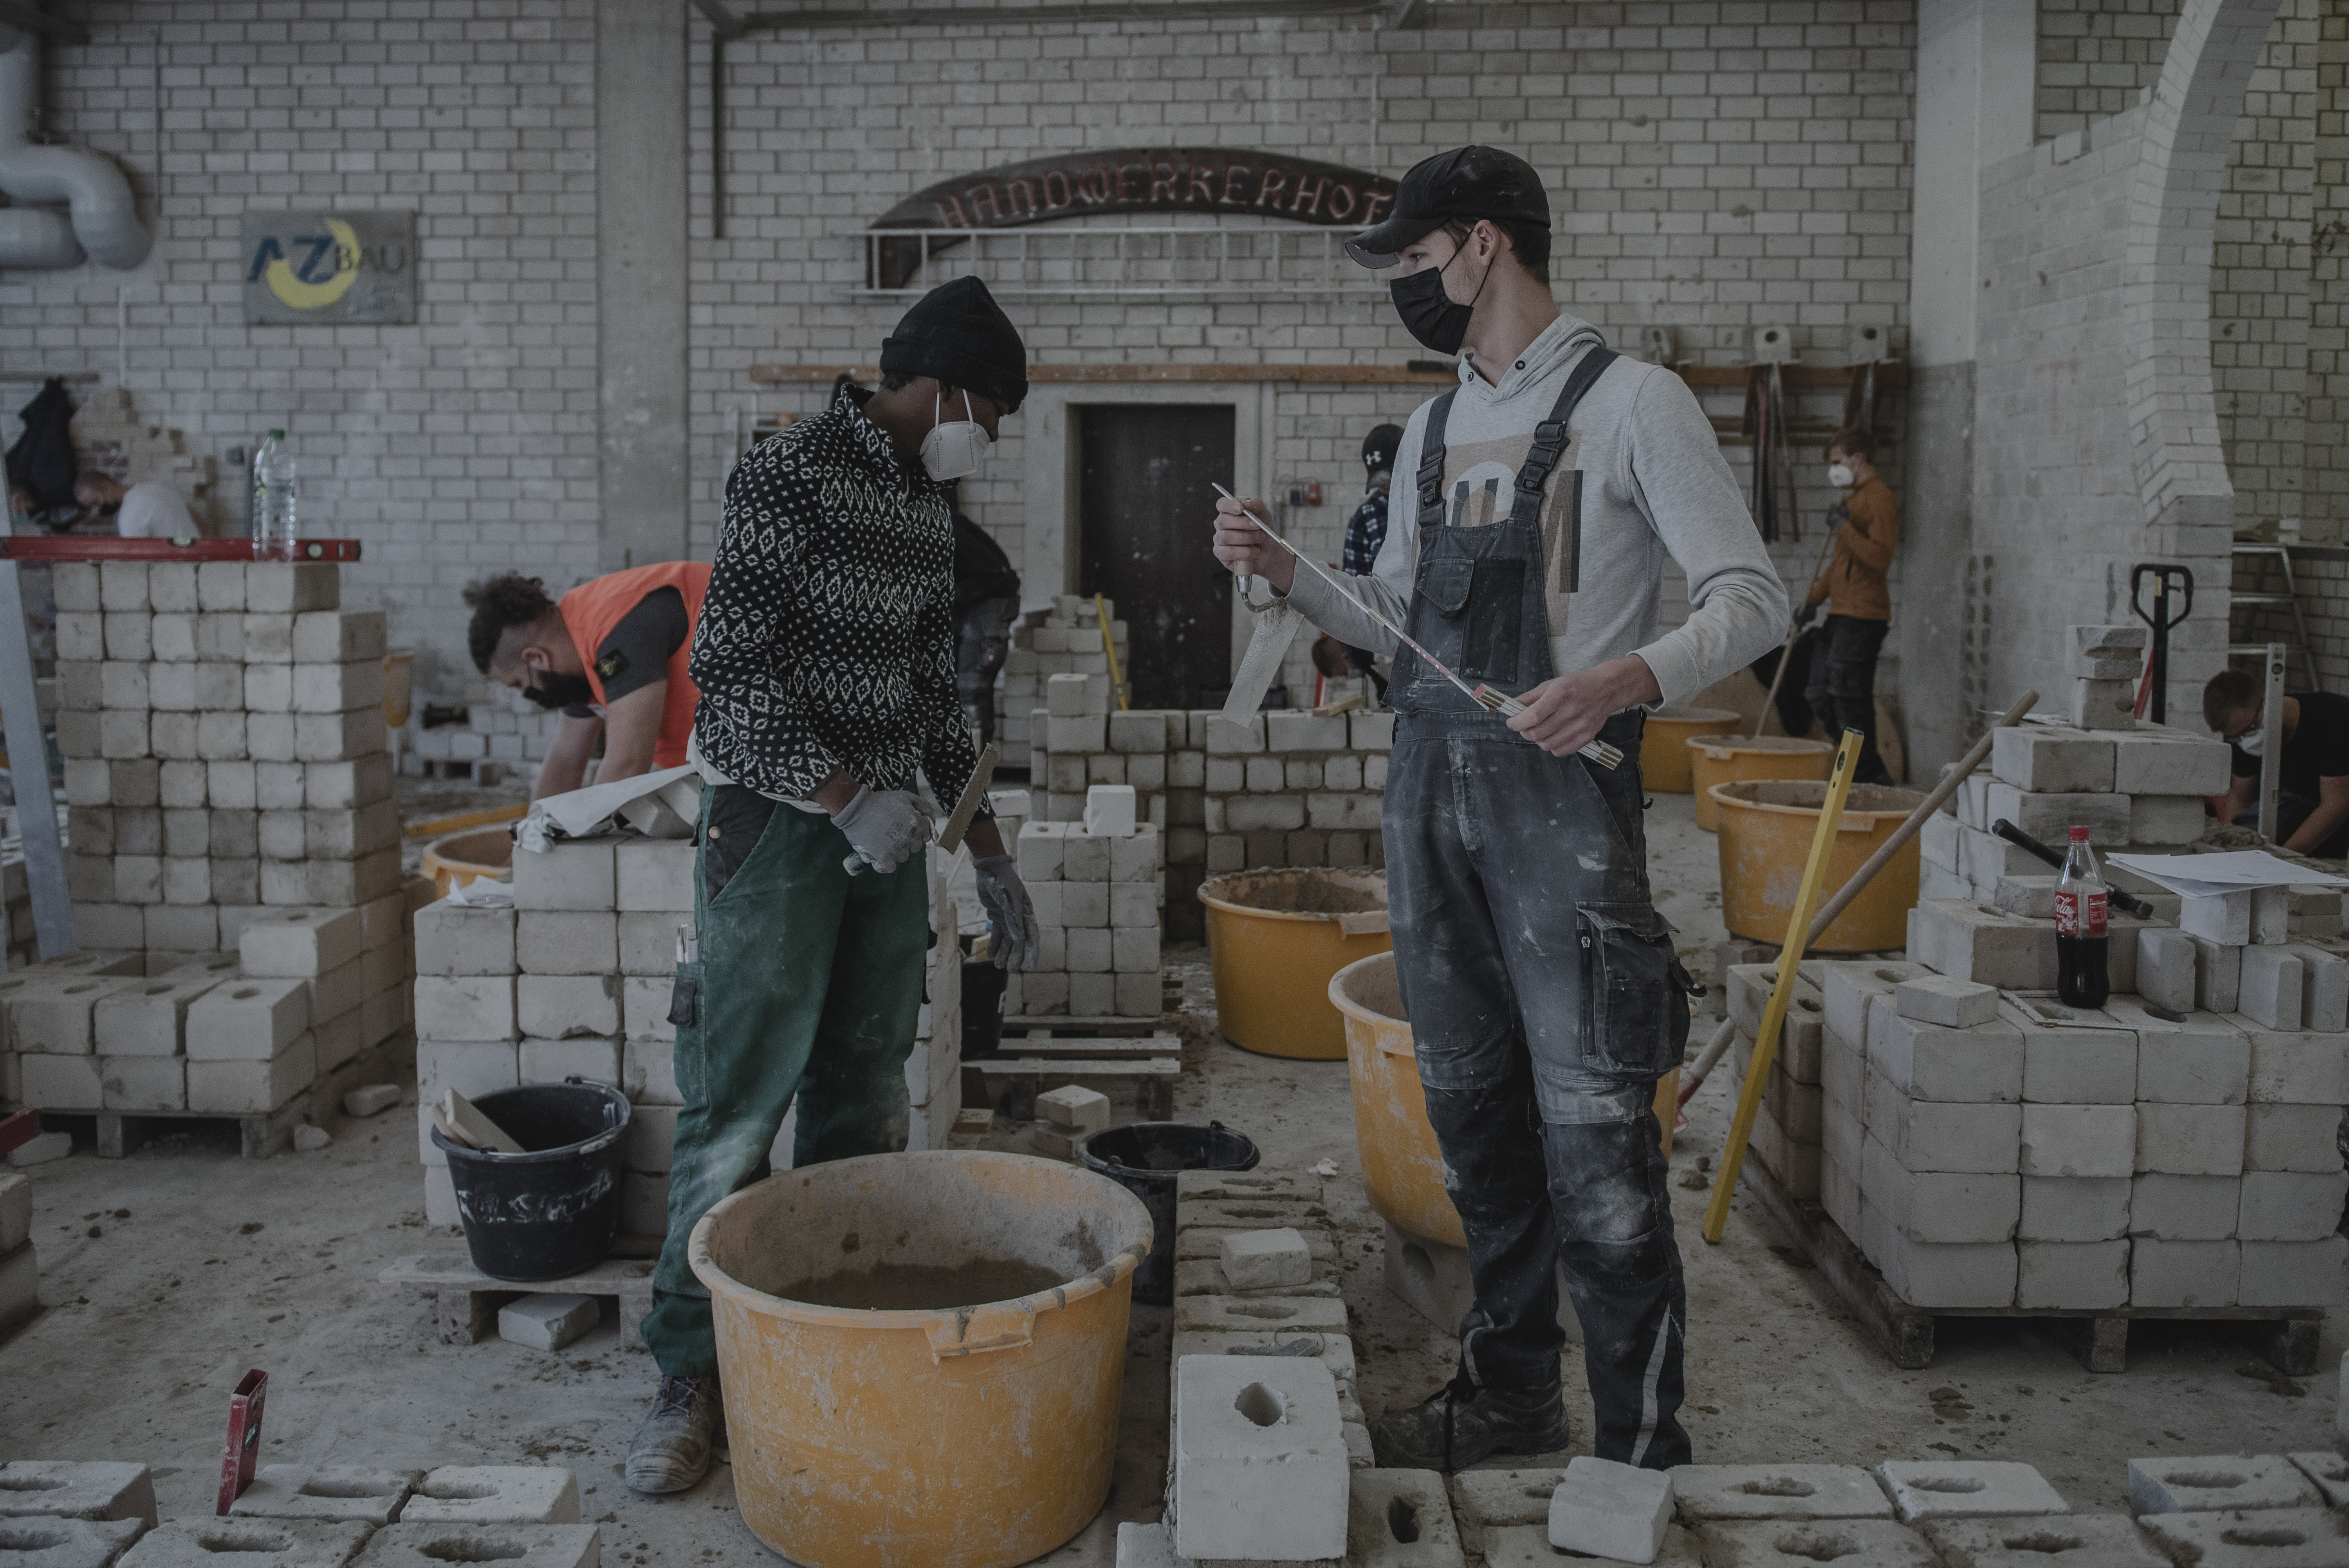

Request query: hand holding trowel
[{"left": 842, "top": 745, "right": 999, "bottom": 876}]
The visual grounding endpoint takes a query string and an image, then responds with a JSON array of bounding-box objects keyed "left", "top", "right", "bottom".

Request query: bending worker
[
  {"left": 462, "top": 563, "right": 712, "bottom": 799},
  {"left": 2205, "top": 668, "right": 2349, "bottom": 858},
  {"left": 1211, "top": 146, "right": 1784, "bottom": 1472},
  {"left": 625, "top": 276, "right": 1041, "bottom": 1494}
]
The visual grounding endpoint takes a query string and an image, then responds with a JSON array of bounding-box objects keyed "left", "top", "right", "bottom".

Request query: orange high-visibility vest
[{"left": 557, "top": 562, "right": 712, "bottom": 769}]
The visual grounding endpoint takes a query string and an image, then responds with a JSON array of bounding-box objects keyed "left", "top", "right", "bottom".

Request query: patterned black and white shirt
[{"left": 689, "top": 398, "right": 987, "bottom": 819}]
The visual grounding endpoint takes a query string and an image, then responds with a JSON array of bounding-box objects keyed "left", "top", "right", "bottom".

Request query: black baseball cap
[{"left": 1346, "top": 145, "right": 1552, "bottom": 269}]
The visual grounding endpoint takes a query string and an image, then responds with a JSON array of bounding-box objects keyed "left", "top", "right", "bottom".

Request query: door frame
[{"left": 1021, "top": 383, "right": 1271, "bottom": 681}]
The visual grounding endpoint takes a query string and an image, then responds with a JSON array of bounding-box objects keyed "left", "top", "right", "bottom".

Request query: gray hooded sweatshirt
[{"left": 1283, "top": 314, "right": 1788, "bottom": 706}]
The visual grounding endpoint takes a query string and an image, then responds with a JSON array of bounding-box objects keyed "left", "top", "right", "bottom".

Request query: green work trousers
[{"left": 639, "top": 790, "right": 929, "bottom": 1377}]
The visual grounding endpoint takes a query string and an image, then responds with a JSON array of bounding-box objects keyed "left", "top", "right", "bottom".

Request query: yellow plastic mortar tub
[
  {"left": 422, "top": 828, "right": 513, "bottom": 898},
  {"left": 1688, "top": 734, "right": 1836, "bottom": 831},
  {"left": 691, "top": 1150, "right": 1152, "bottom": 1568},
  {"left": 1642, "top": 706, "right": 1744, "bottom": 794},
  {"left": 1715, "top": 779, "right": 1926, "bottom": 952},
  {"left": 1331, "top": 950, "right": 1679, "bottom": 1251},
  {"left": 1199, "top": 868, "right": 1392, "bottom": 1060}
]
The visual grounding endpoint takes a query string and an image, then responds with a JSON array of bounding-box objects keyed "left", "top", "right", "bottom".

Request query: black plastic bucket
[
  {"left": 962, "top": 955, "right": 1008, "bottom": 1060},
  {"left": 1078, "top": 1120, "right": 1259, "bottom": 1305},
  {"left": 429, "top": 1078, "right": 632, "bottom": 1283}
]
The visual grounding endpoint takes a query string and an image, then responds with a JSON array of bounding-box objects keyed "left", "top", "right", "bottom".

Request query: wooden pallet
[
  {"left": 381, "top": 1253, "right": 655, "bottom": 1350},
  {"left": 31, "top": 1098, "right": 314, "bottom": 1160},
  {"left": 994, "top": 1034, "right": 1182, "bottom": 1060},
  {"left": 1002, "top": 1015, "right": 1164, "bottom": 1036},
  {"left": 1740, "top": 1157, "right": 2323, "bottom": 1375}
]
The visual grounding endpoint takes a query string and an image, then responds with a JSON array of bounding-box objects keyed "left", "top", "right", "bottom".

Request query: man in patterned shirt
[{"left": 626, "top": 276, "right": 1041, "bottom": 1494}]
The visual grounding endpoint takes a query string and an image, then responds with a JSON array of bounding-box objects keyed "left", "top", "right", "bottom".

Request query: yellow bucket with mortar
[
  {"left": 1331, "top": 950, "right": 1679, "bottom": 1252},
  {"left": 1715, "top": 779, "right": 1925, "bottom": 952},
  {"left": 1199, "top": 869, "right": 1391, "bottom": 1060},
  {"left": 692, "top": 1151, "right": 1151, "bottom": 1568},
  {"left": 421, "top": 828, "right": 514, "bottom": 899},
  {"left": 1642, "top": 706, "right": 1743, "bottom": 793},
  {"left": 1688, "top": 734, "right": 1836, "bottom": 831}
]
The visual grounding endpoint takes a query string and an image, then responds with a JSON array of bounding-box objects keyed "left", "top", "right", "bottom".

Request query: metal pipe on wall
[{"left": 0, "top": 25, "right": 152, "bottom": 270}]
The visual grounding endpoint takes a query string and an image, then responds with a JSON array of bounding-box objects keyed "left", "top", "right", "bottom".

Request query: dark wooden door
[{"left": 1077, "top": 404, "right": 1235, "bottom": 709}]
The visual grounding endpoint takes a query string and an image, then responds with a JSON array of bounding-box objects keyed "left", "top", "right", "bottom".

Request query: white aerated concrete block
[
  {"left": 230, "top": 1465, "right": 420, "bottom": 1527},
  {"left": 117, "top": 1518, "right": 373, "bottom": 1564},
  {"left": 414, "top": 901, "right": 517, "bottom": 977},
  {"left": 1894, "top": 976, "right": 2001, "bottom": 1029},
  {"left": 2241, "top": 1237, "right": 2349, "bottom": 1306},
  {"left": 1862, "top": 1136, "right": 2018, "bottom": 1244},
  {"left": 2131, "top": 1238, "right": 2240, "bottom": 1307},
  {"left": 2137, "top": 1508, "right": 2349, "bottom": 1568},
  {"left": 1038, "top": 1084, "right": 1111, "bottom": 1134},
  {"left": 511, "top": 841, "right": 615, "bottom": 911},
  {"left": 2240, "top": 1172, "right": 2349, "bottom": 1242},
  {"left": 401, "top": 1467, "right": 581, "bottom": 1526},
  {"left": 240, "top": 907, "right": 366, "bottom": 978},
  {"left": 1875, "top": 1461, "right": 2068, "bottom": 1521},
  {"left": 2292, "top": 1453, "right": 2349, "bottom": 1510},
  {"left": 2137, "top": 1105, "right": 2248, "bottom": 1176},
  {"left": 0, "top": 1461, "right": 157, "bottom": 1525},
  {"left": 1666, "top": 1465, "right": 1894, "bottom": 1521},
  {"left": 1912, "top": 901, "right": 2059, "bottom": 991},
  {"left": 188, "top": 1037, "right": 314, "bottom": 1113},
  {"left": 2242, "top": 1029, "right": 2349, "bottom": 1105},
  {"left": 2105, "top": 1000, "right": 2249, "bottom": 1104},
  {"left": 2294, "top": 946, "right": 2349, "bottom": 1033},
  {"left": 2019, "top": 1177, "right": 2131, "bottom": 1242},
  {"left": 1085, "top": 784, "right": 1138, "bottom": 837},
  {"left": 2183, "top": 892, "right": 2253, "bottom": 946},
  {"left": 2020, "top": 1104, "right": 2136, "bottom": 1179},
  {"left": 1864, "top": 1073, "right": 2022, "bottom": 1173},
  {"left": 1868, "top": 1009, "right": 2023, "bottom": 1102},
  {"left": 1221, "top": 1229, "right": 1312, "bottom": 1293},
  {"left": 183, "top": 978, "right": 310, "bottom": 1060},
  {"left": 1692, "top": 1520, "right": 1941, "bottom": 1568},
  {"left": 2015, "top": 1240, "right": 2130, "bottom": 1309},
  {"left": 2246, "top": 1104, "right": 2345, "bottom": 1172},
  {"left": 92, "top": 976, "right": 216, "bottom": 1057},
  {"left": 2194, "top": 936, "right": 2243, "bottom": 1014},
  {"left": 499, "top": 1293, "right": 600, "bottom": 1352},
  {"left": 0, "top": 1516, "right": 143, "bottom": 1563},
  {"left": 2133, "top": 929, "right": 2200, "bottom": 1014},
  {"left": 1876, "top": 1233, "right": 2017, "bottom": 1308},
  {"left": 1172, "top": 1356, "right": 1348, "bottom": 1563},
  {"left": 415, "top": 977, "right": 517, "bottom": 1044},
  {"left": 1991, "top": 726, "right": 2114, "bottom": 793},
  {"left": 614, "top": 840, "right": 694, "bottom": 912},
  {"left": 2111, "top": 726, "right": 2234, "bottom": 795},
  {"left": 2256, "top": 886, "right": 2292, "bottom": 946},
  {"left": 2130, "top": 1455, "right": 2320, "bottom": 1516},
  {"left": 1549, "top": 1457, "right": 1672, "bottom": 1563},
  {"left": 2132, "top": 1175, "right": 2243, "bottom": 1240},
  {"left": 2239, "top": 949, "right": 2306, "bottom": 1030},
  {"left": 1920, "top": 1516, "right": 2166, "bottom": 1568},
  {"left": 342, "top": 1524, "right": 600, "bottom": 1568},
  {"left": 0, "top": 1173, "right": 29, "bottom": 1254}
]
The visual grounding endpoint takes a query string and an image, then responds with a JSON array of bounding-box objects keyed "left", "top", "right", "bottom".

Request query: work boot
[
  {"left": 1369, "top": 1375, "right": 1571, "bottom": 1472},
  {"left": 625, "top": 1375, "right": 722, "bottom": 1494}
]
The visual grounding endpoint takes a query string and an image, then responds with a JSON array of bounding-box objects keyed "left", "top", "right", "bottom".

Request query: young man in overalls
[{"left": 1211, "top": 146, "right": 1787, "bottom": 1471}]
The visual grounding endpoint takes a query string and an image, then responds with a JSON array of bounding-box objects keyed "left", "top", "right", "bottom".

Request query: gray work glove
[
  {"left": 972, "top": 853, "right": 1039, "bottom": 971},
  {"left": 832, "top": 786, "right": 937, "bottom": 874}
]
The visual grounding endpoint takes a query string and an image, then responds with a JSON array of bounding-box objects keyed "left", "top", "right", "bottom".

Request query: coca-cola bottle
[{"left": 2055, "top": 825, "right": 2111, "bottom": 1009}]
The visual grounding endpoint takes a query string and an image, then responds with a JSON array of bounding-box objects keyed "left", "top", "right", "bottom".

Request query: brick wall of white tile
[
  {"left": 8, "top": 1, "right": 1913, "bottom": 737},
  {"left": 2037, "top": 0, "right": 2184, "bottom": 142}
]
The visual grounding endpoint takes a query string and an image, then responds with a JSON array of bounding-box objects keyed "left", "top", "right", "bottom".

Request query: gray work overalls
[{"left": 1384, "top": 344, "right": 1694, "bottom": 1469}]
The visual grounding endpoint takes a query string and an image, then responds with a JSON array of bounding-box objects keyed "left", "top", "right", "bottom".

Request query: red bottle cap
[{"left": 2068, "top": 825, "right": 2090, "bottom": 840}]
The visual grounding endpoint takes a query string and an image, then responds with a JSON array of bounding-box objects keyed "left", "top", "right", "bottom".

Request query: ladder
[{"left": 2228, "top": 542, "right": 2325, "bottom": 693}]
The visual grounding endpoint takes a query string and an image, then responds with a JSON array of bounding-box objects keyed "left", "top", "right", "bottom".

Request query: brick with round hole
[
  {"left": 1171, "top": 1356, "right": 1348, "bottom": 1562},
  {"left": 0, "top": 1514, "right": 145, "bottom": 1565},
  {"left": 1666, "top": 1465, "right": 1896, "bottom": 1522},
  {"left": 1918, "top": 1514, "right": 2169, "bottom": 1568},
  {"left": 0, "top": 1461, "right": 157, "bottom": 1527},
  {"left": 397, "top": 1467, "right": 579, "bottom": 1527},
  {"left": 5, "top": 977, "right": 138, "bottom": 1056},
  {"left": 2136, "top": 1507, "right": 2349, "bottom": 1567},
  {"left": 1346, "top": 1468, "right": 1463, "bottom": 1568},
  {"left": 351, "top": 1523, "right": 600, "bottom": 1568},
  {"left": 1691, "top": 1518, "right": 1941, "bottom": 1568},
  {"left": 92, "top": 975, "right": 221, "bottom": 1058},
  {"left": 2288, "top": 1454, "right": 2349, "bottom": 1510},
  {"left": 182, "top": 977, "right": 310, "bottom": 1060},
  {"left": 2129, "top": 1456, "right": 2320, "bottom": 1516},
  {"left": 228, "top": 1465, "right": 422, "bottom": 1527},
  {"left": 1875, "top": 1461, "right": 2068, "bottom": 1522}
]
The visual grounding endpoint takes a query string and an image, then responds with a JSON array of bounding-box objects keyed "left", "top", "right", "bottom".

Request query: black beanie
[{"left": 878, "top": 277, "right": 1028, "bottom": 414}]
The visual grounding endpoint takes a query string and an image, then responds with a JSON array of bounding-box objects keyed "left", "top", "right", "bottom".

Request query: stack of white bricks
[
  {"left": 1007, "top": 802, "right": 1163, "bottom": 1020},
  {"left": 0, "top": 1170, "right": 35, "bottom": 1336},
  {"left": 402, "top": 693, "right": 557, "bottom": 782},
  {"left": 413, "top": 824, "right": 966, "bottom": 1231},
  {"left": 53, "top": 560, "right": 401, "bottom": 957},
  {"left": 996, "top": 595, "right": 1129, "bottom": 771},
  {"left": 1031, "top": 699, "right": 1393, "bottom": 945},
  {"left": 1727, "top": 624, "right": 2349, "bottom": 1313},
  {"left": 2, "top": 883, "right": 425, "bottom": 1128}
]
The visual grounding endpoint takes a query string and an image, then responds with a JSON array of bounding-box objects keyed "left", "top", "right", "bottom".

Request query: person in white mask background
[
  {"left": 627, "top": 276, "right": 1039, "bottom": 1495},
  {"left": 1799, "top": 425, "right": 1899, "bottom": 784},
  {"left": 2203, "top": 668, "right": 2349, "bottom": 858}
]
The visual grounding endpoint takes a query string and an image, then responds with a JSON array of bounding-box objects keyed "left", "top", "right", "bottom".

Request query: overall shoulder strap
[
  {"left": 1414, "top": 390, "right": 1458, "bottom": 530},
  {"left": 1508, "top": 346, "right": 1619, "bottom": 528}
]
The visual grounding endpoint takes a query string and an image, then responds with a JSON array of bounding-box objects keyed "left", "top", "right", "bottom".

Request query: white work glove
[
  {"left": 972, "top": 854, "right": 1039, "bottom": 971},
  {"left": 832, "top": 786, "right": 938, "bottom": 874}
]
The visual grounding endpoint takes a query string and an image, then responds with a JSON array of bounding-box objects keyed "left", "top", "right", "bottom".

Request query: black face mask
[
  {"left": 1388, "top": 240, "right": 1489, "bottom": 356},
  {"left": 522, "top": 670, "right": 596, "bottom": 710}
]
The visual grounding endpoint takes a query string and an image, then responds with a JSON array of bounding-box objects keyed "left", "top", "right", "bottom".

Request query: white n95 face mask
[
  {"left": 2238, "top": 726, "right": 2267, "bottom": 758},
  {"left": 1827, "top": 462, "right": 1856, "bottom": 489},
  {"left": 921, "top": 389, "right": 990, "bottom": 482}
]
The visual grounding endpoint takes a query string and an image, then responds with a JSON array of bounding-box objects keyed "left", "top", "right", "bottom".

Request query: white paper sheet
[
  {"left": 516, "top": 763, "right": 701, "bottom": 852},
  {"left": 2105, "top": 849, "right": 2349, "bottom": 898}
]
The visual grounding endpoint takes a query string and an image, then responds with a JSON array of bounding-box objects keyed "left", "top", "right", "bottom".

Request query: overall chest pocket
[
  {"left": 1577, "top": 901, "right": 1693, "bottom": 1081},
  {"left": 1412, "top": 555, "right": 1524, "bottom": 685}
]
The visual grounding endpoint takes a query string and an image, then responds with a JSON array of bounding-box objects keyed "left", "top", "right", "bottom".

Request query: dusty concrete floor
[{"left": 0, "top": 792, "right": 2336, "bottom": 1565}]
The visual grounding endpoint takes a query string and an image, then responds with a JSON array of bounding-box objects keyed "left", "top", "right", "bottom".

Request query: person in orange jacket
[
  {"left": 1801, "top": 426, "right": 1897, "bottom": 784},
  {"left": 463, "top": 563, "right": 712, "bottom": 799}
]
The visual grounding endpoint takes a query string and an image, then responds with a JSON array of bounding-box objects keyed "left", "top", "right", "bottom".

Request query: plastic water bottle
[
  {"left": 2055, "top": 824, "right": 2111, "bottom": 1009},
  {"left": 252, "top": 429, "right": 296, "bottom": 560}
]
